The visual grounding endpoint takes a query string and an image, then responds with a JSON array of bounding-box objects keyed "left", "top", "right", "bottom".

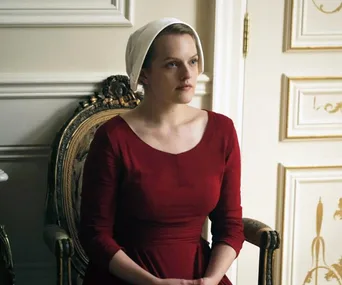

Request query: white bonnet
[{"left": 125, "top": 17, "right": 204, "bottom": 92}]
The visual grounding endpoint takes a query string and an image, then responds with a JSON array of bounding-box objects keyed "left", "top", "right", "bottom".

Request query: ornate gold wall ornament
[
  {"left": 334, "top": 198, "right": 342, "bottom": 220},
  {"left": 312, "top": 0, "right": 342, "bottom": 14},
  {"left": 313, "top": 96, "right": 342, "bottom": 113},
  {"left": 303, "top": 198, "right": 342, "bottom": 284}
]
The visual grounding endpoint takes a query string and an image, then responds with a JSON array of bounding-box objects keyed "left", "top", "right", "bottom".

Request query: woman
[{"left": 79, "top": 18, "right": 244, "bottom": 285}]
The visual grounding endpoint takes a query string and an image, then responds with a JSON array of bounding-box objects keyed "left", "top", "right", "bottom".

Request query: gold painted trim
[
  {"left": 312, "top": 0, "right": 342, "bottom": 14},
  {"left": 280, "top": 76, "right": 342, "bottom": 141},
  {"left": 243, "top": 13, "right": 250, "bottom": 58},
  {"left": 277, "top": 164, "right": 287, "bottom": 285},
  {"left": 280, "top": 75, "right": 290, "bottom": 141},
  {"left": 263, "top": 248, "right": 268, "bottom": 285},
  {"left": 286, "top": 76, "right": 342, "bottom": 80},
  {"left": 277, "top": 164, "right": 342, "bottom": 285},
  {"left": 283, "top": 0, "right": 295, "bottom": 52},
  {"left": 284, "top": 0, "right": 342, "bottom": 51},
  {"left": 281, "top": 165, "right": 342, "bottom": 170}
]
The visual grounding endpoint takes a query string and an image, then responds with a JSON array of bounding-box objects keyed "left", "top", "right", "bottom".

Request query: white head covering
[{"left": 125, "top": 17, "right": 204, "bottom": 92}]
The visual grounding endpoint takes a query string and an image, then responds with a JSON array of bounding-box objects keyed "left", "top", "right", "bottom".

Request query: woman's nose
[{"left": 180, "top": 64, "right": 191, "bottom": 80}]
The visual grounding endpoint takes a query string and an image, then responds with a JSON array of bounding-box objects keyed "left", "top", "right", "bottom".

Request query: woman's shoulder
[
  {"left": 94, "top": 115, "right": 128, "bottom": 139},
  {"left": 207, "top": 110, "right": 234, "bottom": 130},
  {"left": 206, "top": 111, "right": 238, "bottom": 151}
]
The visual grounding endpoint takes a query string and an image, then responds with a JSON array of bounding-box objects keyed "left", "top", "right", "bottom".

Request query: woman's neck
[{"left": 134, "top": 96, "right": 191, "bottom": 127}]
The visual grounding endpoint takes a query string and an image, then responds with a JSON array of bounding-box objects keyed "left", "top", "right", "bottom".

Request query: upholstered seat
[{"left": 43, "top": 75, "right": 280, "bottom": 285}]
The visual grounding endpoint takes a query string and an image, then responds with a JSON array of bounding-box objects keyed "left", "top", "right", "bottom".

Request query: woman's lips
[{"left": 176, "top": 84, "right": 193, "bottom": 91}]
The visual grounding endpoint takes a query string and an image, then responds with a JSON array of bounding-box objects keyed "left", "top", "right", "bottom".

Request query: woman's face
[{"left": 142, "top": 33, "right": 199, "bottom": 105}]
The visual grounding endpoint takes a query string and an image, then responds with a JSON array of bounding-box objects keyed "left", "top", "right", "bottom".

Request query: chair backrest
[{"left": 45, "top": 75, "right": 142, "bottom": 277}]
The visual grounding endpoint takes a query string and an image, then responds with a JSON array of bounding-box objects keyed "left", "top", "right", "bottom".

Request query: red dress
[{"left": 79, "top": 110, "right": 244, "bottom": 285}]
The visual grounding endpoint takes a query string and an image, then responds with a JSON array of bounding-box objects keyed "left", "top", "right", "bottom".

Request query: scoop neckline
[{"left": 117, "top": 109, "right": 212, "bottom": 157}]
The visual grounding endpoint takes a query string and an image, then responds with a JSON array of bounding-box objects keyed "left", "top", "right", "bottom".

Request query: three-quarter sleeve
[
  {"left": 209, "top": 119, "right": 245, "bottom": 257},
  {"left": 79, "top": 124, "right": 123, "bottom": 270}
]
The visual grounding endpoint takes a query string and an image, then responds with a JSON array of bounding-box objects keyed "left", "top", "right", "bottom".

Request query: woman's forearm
[
  {"left": 204, "top": 243, "right": 237, "bottom": 285},
  {"left": 109, "top": 250, "right": 159, "bottom": 285}
]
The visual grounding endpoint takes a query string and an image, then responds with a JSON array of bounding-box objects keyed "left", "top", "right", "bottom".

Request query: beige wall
[
  {"left": 0, "top": 1, "right": 214, "bottom": 285},
  {"left": 0, "top": 0, "right": 213, "bottom": 73}
]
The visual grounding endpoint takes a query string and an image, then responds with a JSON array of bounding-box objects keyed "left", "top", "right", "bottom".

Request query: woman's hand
[
  {"left": 155, "top": 279, "right": 201, "bottom": 285},
  {"left": 154, "top": 277, "right": 215, "bottom": 285}
]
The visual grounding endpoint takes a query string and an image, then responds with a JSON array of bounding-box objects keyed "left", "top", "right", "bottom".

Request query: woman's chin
[
  {"left": 175, "top": 92, "right": 194, "bottom": 104},
  {"left": 176, "top": 98, "right": 193, "bottom": 105}
]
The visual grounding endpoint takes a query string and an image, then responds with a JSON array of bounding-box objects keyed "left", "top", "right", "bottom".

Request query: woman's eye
[
  {"left": 166, "top": 62, "right": 177, "bottom": 68},
  {"left": 190, "top": 59, "right": 198, "bottom": 65}
]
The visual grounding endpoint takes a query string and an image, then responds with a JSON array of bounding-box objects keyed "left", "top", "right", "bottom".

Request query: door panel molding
[{"left": 278, "top": 164, "right": 342, "bottom": 284}]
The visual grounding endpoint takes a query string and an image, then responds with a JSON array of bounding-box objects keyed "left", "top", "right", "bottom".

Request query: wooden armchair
[
  {"left": 43, "top": 75, "right": 280, "bottom": 285},
  {"left": 0, "top": 170, "right": 15, "bottom": 285},
  {"left": 0, "top": 226, "right": 15, "bottom": 285}
]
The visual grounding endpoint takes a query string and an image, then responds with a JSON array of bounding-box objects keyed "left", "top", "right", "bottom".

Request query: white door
[{"left": 237, "top": 0, "right": 342, "bottom": 284}]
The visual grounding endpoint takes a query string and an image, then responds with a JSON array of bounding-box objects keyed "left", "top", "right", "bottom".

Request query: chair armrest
[
  {"left": 43, "top": 224, "right": 74, "bottom": 257},
  {"left": 44, "top": 225, "right": 74, "bottom": 285},
  {"left": 0, "top": 225, "right": 15, "bottom": 285},
  {"left": 243, "top": 218, "right": 281, "bottom": 285},
  {"left": 243, "top": 217, "right": 280, "bottom": 249}
]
